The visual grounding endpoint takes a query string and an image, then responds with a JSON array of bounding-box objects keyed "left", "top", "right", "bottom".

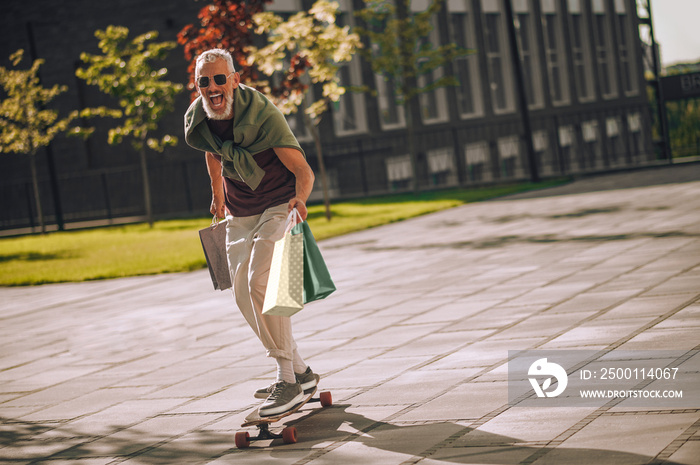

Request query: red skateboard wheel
[
  {"left": 235, "top": 431, "right": 250, "bottom": 448},
  {"left": 319, "top": 391, "right": 333, "bottom": 407},
  {"left": 282, "top": 426, "right": 298, "bottom": 444}
]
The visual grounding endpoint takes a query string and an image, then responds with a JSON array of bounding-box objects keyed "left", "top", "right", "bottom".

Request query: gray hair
[{"left": 195, "top": 49, "right": 235, "bottom": 76}]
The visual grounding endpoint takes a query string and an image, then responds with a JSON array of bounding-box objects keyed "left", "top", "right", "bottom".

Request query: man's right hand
[
  {"left": 205, "top": 151, "right": 226, "bottom": 219},
  {"left": 211, "top": 192, "right": 226, "bottom": 219}
]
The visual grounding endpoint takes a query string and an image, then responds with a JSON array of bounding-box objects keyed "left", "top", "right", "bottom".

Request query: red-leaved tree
[{"left": 178, "top": 0, "right": 311, "bottom": 101}]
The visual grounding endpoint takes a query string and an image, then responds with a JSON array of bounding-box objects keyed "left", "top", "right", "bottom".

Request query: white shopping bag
[{"left": 262, "top": 210, "right": 304, "bottom": 317}]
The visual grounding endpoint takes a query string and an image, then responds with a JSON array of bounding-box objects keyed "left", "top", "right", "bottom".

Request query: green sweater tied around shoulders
[{"left": 184, "top": 84, "right": 305, "bottom": 191}]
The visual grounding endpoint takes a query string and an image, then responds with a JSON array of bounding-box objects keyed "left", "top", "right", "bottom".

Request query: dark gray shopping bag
[{"left": 198, "top": 219, "right": 232, "bottom": 291}]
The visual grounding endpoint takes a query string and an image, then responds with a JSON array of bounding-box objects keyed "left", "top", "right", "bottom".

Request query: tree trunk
[
  {"left": 301, "top": 101, "right": 332, "bottom": 221},
  {"left": 403, "top": 101, "right": 419, "bottom": 193},
  {"left": 29, "top": 151, "right": 46, "bottom": 234},
  {"left": 139, "top": 140, "right": 154, "bottom": 227},
  {"left": 397, "top": 0, "right": 421, "bottom": 194}
]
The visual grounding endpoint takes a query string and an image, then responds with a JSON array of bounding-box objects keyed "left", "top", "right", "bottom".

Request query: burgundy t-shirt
[{"left": 207, "top": 119, "right": 297, "bottom": 217}]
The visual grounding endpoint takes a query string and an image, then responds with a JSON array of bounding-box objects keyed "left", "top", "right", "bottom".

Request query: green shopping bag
[{"left": 291, "top": 220, "right": 336, "bottom": 304}]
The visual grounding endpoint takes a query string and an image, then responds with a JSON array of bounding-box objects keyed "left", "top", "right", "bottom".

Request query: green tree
[
  {"left": 0, "top": 50, "right": 103, "bottom": 233},
  {"left": 355, "top": 0, "right": 467, "bottom": 192},
  {"left": 76, "top": 26, "right": 183, "bottom": 227},
  {"left": 250, "top": 0, "right": 362, "bottom": 220},
  {"left": 662, "top": 63, "right": 700, "bottom": 158}
]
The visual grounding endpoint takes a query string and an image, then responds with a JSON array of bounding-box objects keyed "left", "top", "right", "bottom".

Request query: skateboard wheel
[
  {"left": 319, "top": 391, "right": 333, "bottom": 407},
  {"left": 282, "top": 426, "right": 297, "bottom": 444},
  {"left": 235, "top": 431, "right": 250, "bottom": 449}
]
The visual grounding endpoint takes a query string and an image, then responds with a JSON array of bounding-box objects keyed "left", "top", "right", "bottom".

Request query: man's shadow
[
  {"left": 279, "top": 404, "right": 686, "bottom": 465},
  {"left": 0, "top": 407, "right": 688, "bottom": 464}
]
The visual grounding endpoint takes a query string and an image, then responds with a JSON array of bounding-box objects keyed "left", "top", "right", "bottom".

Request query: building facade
[{"left": 0, "top": 0, "right": 654, "bottom": 231}]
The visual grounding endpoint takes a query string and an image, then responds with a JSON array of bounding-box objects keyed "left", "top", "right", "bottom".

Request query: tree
[
  {"left": 661, "top": 63, "right": 700, "bottom": 158},
  {"left": 250, "top": 0, "right": 363, "bottom": 220},
  {"left": 0, "top": 50, "right": 100, "bottom": 233},
  {"left": 355, "top": 0, "right": 467, "bottom": 192},
  {"left": 667, "top": 98, "right": 700, "bottom": 157},
  {"left": 177, "top": 0, "right": 272, "bottom": 100},
  {"left": 76, "top": 26, "right": 183, "bottom": 227}
]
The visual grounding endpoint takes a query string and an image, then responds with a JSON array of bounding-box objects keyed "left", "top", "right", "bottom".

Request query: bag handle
[
  {"left": 284, "top": 208, "right": 302, "bottom": 233},
  {"left": 211, "top": 215, "right": 225, "bottom": 229}
]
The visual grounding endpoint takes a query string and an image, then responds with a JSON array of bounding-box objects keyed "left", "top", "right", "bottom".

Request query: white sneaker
[
  {"left": 254, "top": 367, "right": 319, "bottom": 399},
  {"left": 259, "top": 381, "right": 304, "bottom": 417}
]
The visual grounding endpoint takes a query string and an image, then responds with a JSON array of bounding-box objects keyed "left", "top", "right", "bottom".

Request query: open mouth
[
  {"left": 202, "top": 90, "right": 233, "bottom": 120},
  {"left": 209, "top": 93, "right": 224, "bottom": 108}
]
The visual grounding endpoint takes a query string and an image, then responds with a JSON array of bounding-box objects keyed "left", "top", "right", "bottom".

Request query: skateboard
[{"left": 235, "top": 384, "right": 332, "bottom": 448}]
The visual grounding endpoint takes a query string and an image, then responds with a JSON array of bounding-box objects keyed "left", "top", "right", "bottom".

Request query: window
[
  {"left": 540, "top": 0, "right": 570, "bottom": 105},
  {"left": 266, "top": 0, "right": 311, "bottom": 141},
  {"left": 333, "top": 9, "right": 368, "bottom": 136},
  {"left": 284, "top": 102, "right": 312, "bottom": 142},
  {"left": 514, "top": 0, "right": 543, "bottom": 108},
  {"left": 267, "top": 0, "right": 300, "bottom": 11},
  {"left": 427, "top": 147, "right": 457, "bottom": 186},
  {"left": 605, "top": 116, "right": 624, "bottom": 166},
  {"left": 592, "top": 0, "right": 618, "bottom": 98},
  {"left": 498, "top": 135, "right": 522, "bottom": 178},
  {"left": 615, "top": 0, "right": 639, "bottom": 95},
  {"left": 375, "top": 71, "right": 406, "bottom": 129},
  {"left": 581, "top": 120, "right": 602, "bottom": 169},
  {"left": 417, "top": 18, "right": 449, "bottom": 124},
  {"left": 532, "top": 129, "right": 553, "bottom": 175},
  {"left": 558, "top": 125, "right": 574, "bottom": 147},
  {"left": 627, "top": 112, "right": 641, "bottom": 133},
  {"left": 334, "top": 63, "right": 366, "bottom": 135},
  {"left": 582, "top": 120, "right": 598, "bottom": 143},
  {"left": 367, "top": 1, "right": 406, "bottom": 130},
  {"left": 558, "top": 125, "right": 576, "bottom": 173},
  {"left": 481, "top": 0, "right": 515, "bottom": 114},
  {"left": 464, "top": 141, "right": 492, "bottom": 182},
  {"left": 386, "top": 155, "right": 413, "bottom": 190},
  {"left": 267, "top": 71, "right": 312, "bottom": 142},
  {"left": 606, "top": 116, "right": 620, "bottom": 138},
  {"left": 567, "top": 0, "right": 595, "bottom": 102},
  {"left": 448, "top": 0, "right": 484, "bottom": 118},
  {"left": 627, "top": 111, "right": 645, "bottom": 162},
  {"left": 532, "top": 130, "right": 548, "bottom": 152}
]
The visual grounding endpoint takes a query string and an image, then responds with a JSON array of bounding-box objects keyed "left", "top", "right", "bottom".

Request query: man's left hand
[{"left": 288, "top": 197, "right": 308, "bottom": 221}]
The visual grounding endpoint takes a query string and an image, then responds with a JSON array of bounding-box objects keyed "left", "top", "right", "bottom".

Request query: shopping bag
[
  {"left": 291, "top": 220, "right": 336, "bottom": 304},
  {"left": 198, "top": 218, "right": 232, "bottom": 291},
  {"left": 262, "top": 211, "right": 305, "bottom": 316}
]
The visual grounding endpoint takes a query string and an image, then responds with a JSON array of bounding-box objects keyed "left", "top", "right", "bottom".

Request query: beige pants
[{"left": 225, "top": 203, "right": 297, "bottom": 360}]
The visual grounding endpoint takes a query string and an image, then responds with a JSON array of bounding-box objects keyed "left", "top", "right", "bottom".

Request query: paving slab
[{"left": 2, "top": 163, "right": 700, "bottom": 464}]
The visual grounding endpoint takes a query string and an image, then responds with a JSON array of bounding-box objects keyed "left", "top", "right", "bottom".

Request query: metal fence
[
  {"left": 1, "top": 108, "right": 669, "bottom": 234},
  {"left": 1, "top": 160, "right": 211, "bottom": 233}
]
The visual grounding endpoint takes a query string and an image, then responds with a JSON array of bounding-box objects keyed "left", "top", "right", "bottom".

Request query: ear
[{"left": 231, "top": 72, "right": 241, "bottom": 89}]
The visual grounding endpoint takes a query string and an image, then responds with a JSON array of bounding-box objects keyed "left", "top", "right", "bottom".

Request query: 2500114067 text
[{"left": 593, "top": 367, "right": 679, "bottom": 380}]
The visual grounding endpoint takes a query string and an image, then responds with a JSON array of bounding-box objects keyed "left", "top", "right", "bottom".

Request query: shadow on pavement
[{"left": 2, "top": 404, "right": 683, "bottom": 464}]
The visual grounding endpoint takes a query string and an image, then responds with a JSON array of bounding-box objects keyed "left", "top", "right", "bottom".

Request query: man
[{"left": 184, "top": 48, "right": 317, "bottom": 417}]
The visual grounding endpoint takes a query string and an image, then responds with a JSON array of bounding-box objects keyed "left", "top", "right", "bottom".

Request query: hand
[
  {"left": 210, "top": 193, "right": 226, "bottom": 220},
  {"left": 288, "top": 197, "right": 308, "bottom": 221}
]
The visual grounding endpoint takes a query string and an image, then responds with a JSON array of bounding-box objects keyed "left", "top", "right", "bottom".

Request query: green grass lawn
[{"left": 0, "top": 180, "right": 566, "bottom": 286}]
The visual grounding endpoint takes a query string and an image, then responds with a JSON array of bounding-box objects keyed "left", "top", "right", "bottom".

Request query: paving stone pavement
[{"left": 1, "top": 164, "right": 700, "bottom": 465}]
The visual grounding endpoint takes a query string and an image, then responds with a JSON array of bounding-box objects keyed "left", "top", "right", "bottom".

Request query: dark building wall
[
  {"left": 0, "top": 0, "right": 656, "bottom": 232},
  {"left": 0, "top": 0, "right": 207, "bottom": 229}
]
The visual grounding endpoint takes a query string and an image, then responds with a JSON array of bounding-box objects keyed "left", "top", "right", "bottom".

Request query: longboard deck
[{"left": 242, "top": 385, "right": 317, "bottom": 427}]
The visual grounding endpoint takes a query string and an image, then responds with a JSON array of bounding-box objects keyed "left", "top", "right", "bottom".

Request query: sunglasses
[{"left": 197, "top": 73, "right": 234, "bottom": 88}]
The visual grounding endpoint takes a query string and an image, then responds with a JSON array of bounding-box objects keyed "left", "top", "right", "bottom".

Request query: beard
[{"left": 203, "top": 91, "right": 234, "bottom": 121}]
